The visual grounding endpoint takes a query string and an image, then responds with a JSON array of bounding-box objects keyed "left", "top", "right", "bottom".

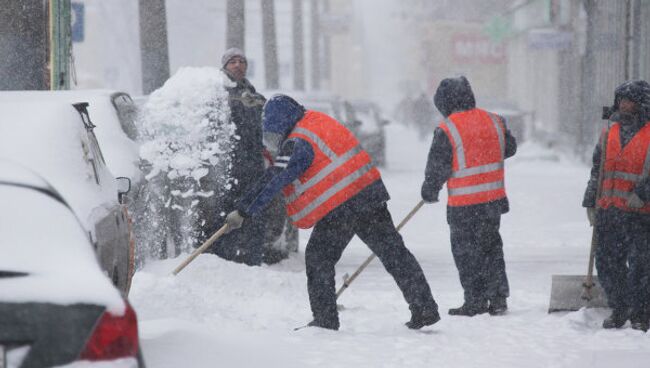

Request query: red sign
[{"left": 452, "top": 34, "right": 506, "bottom": 64}]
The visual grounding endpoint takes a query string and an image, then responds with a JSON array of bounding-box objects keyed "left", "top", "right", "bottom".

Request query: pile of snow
[{"left": 135, "top": 67, "right": 236, "bottom": 257}]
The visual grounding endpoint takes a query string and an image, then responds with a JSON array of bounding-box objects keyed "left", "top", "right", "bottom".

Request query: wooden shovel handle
[{"left": 172, "top": 224, "right": 230, "bottom": 275}]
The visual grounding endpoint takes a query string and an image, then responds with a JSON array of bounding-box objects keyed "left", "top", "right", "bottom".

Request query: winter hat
[
  {"left": 612, "top": 79, "right": 650, "bottom": 121},
  {"left": 433, "top": 76, "right": 476, "bottom": 118},
  {"left": 262, "top": 94, "right": 306, "bottom": 136},
  {"left": 221, "top": 47, "right": 247, "bottom": 68}
]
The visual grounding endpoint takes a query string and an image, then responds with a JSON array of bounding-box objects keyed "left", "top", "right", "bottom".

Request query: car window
[
  {"left": 74, "top": 103, "right": 107, "bottom": 185},
  {"left": 111, "top": 93, "right": 139, "bottom": 140}
]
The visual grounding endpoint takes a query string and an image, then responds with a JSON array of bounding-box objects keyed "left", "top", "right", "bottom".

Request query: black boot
[
  {"left": 488, "top": 298, "right": 508, "bottom": 316},
  {"left": 630, "top": 320, "right": 649, "bottom": 332},
  {"left": 448, "top": 303, "right": 488, "bottom": 317},
  {"left": 306, "top": 318, "right": 339, "bottom": 331},
  {"left": 602, "top": 309, "right": 629, "bottom": 329},
  {"left": 405, "top": 308, "right": 441, "bottom": 329}
]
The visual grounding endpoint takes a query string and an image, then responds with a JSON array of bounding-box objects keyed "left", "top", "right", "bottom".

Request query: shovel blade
[{"left": 548, "top": 275, "right": 608, "bottom": 313}]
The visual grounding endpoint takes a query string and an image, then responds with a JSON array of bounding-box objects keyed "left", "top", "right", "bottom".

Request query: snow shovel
[
  {"left": 335, "top": 200, "right": 425, "bottom": 299},
  {"left": 548, "top": 123, "right": 610, "bottom": 313},
  {"left": 171, "top": 223, "right": 229, "bottom": 275},
  {"left": 547, "top": 229, "right": 607, "bottom": 312}
]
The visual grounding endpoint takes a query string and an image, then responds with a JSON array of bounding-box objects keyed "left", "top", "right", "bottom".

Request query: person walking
[
  {"left": 583, "top": 80, "right": 650, "bottom": 332},
  {"left": 223, "top": 94, "right": 440, "bottom": 330},
  {"left": 421, "top": 76, "right": 517, "bottom": 317}
]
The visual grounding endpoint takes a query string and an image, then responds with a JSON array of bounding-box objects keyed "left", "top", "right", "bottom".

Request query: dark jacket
[
  {"left": 583, "top": 120, "right": 650, "bottom": 208},
  {"left": 227, "top": 77, "right": 266, "bottom": 194},
  {"left": 422, "top": 77, "right": 517, "bottom": 224}
]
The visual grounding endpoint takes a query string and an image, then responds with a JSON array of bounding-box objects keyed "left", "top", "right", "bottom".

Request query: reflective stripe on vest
[
  {"left": 598, "top": 123, "right": 650, "bottom": 213},
  {"left": 442, "top": 109, "right": 507, "bottom": 205},
  {"left": 283, "top": 111, "right": 381, "bottom": 228}
]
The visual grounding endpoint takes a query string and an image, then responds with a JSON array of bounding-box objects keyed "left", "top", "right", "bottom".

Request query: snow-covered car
[
  {"left": 0, "top": 90, "right": 142, "bottom": 197},
  {"left": 0, "top": 100, "right": 135, "bottom": 294},
  {"left": 350, "top": 100, "right": 390, "bottom": 167},
  {"left": 0, "top": 161, "right": 144, "bottom": 368}
]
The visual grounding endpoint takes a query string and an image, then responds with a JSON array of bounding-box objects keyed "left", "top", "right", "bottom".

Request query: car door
[{"left": 74, "top": 103, "right": 133, "bottom": 295}]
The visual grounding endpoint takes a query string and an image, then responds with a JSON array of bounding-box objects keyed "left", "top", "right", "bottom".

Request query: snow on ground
[{"left": 130, "top": 123, "right": 650, "bottom": 368}]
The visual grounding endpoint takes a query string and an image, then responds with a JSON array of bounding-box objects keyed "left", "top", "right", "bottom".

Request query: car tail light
[{"left": 79, "top": 302, "right": 139, "bottom": 361}]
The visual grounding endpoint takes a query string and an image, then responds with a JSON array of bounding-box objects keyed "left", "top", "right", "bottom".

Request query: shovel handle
[
  {"left": 172, "top": 224, "right": 230, "bottom": 275},
  {"left": 335, "top": 200, "right": 425, "bottom": 299}
]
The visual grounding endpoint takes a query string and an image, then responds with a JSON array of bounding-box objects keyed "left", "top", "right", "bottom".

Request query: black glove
[{"left": 421, "top": 187, "right": 439, "bottom": 204}]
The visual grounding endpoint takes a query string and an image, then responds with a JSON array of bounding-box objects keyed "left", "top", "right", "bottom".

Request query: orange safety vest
[
  {"left": 598, "top": 122, "right": 650, "bottom": 213},
  {"left": 439, "top": 108, "right": 507, "bottom": 207},
  {"left": 282, "top": 110, "right": 381, "bottom": 229}
]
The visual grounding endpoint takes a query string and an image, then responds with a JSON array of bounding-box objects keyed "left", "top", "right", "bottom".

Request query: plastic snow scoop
[
  {"left": 171, "top": 223, "right": 229, "bottom": 275},
  {"left": 335, "top": 200, "right": 425, "bottom": 300},
  {"left": 548, "top": 123, "right": 610, "bottom": 313},
  {"left": 547, "top": 230, "right": 608, "bottom": 312}
]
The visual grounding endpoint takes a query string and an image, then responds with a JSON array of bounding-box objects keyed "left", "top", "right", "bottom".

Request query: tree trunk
[
  {"left": 227, "top": 0, "right": 246, "bottom": 50},
  {"left": 262, "top": 0, "right": 279, "bottom": 89},
  {"left": 0, "top": 0, "right": 48, "bottom": 90},
  {"left": 292, "top": 0, "right": 305, "bottom": 90},
  {"left": 139, "top": 0, "right": 170, "bottom": 95}
]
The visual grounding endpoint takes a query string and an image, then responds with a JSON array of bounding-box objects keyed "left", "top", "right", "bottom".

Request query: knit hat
[{"left": 221, "top": 47, "right": 247, "bottom": 68}]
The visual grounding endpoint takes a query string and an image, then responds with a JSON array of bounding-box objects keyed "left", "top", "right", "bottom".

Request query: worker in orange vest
[
  {"left": 421, "top": 76, "right": 517, "bottom": 317},
  {"left": 583, "top": 80, "right": 650, "bottom": 332},
  {"left": 224, "top": 94, "right": 440, "bottom": 330}
]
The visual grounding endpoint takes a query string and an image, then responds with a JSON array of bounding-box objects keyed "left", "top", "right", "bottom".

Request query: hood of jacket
[
  {"left": 433, "top": 76, "right": 476, "bottom": 118},
  {"left": 262, "top": 94, "right": 306, "bottom": 137}
]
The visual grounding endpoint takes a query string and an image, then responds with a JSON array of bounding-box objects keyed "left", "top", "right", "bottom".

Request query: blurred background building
[{"left": 2, "top": 0, "right": 650, "bottom": 156}]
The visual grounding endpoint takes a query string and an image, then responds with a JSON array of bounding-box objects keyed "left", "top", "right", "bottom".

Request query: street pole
[
  {"left": 292, "top": 0, "right": 305, "bottom": 90},
  {"left": 262, "top": 0, "right": 279, "bottom": 89},
  {"left": 310, "top": 0, "right": 320, "bottom": 90},
  {"left": 139, "top": 0, "right": 171, "bottom": 95},
  {"left": 226, "top": 0, "right": 246, "bottom": 50}
]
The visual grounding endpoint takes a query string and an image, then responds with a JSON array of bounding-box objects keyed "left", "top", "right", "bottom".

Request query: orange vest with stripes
[
  {"left": 282, "top": 111, "right": 382, "bottom": 228},
  {"left": 439, "top": 108, "right": 507, "bottom": 207},
  {"left": 598, "top": 122, "right": 650, "bottom": 213}
]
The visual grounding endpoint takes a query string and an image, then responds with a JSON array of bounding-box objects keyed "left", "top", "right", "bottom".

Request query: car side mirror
[{"left": 116, "top": 176, "right": 131, "bottom": 204}]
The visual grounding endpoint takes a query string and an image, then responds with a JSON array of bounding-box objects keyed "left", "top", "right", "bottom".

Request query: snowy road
[{"left": 129, "top": 124, "right": 650, "bottom": 367}]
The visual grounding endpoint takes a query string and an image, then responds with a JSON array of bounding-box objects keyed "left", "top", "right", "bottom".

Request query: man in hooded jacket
[
  {"left": 202, "top": 48, "right": 267, "bottom": 266},
  {"left": 223, "top": 94, "right": 440, "bottom": 330},
  {"left": 583, "top": 79, "right": 650, "bottom": 332},
  {"left": 421, "top": 76, "right": 517, "bottom": 317}
]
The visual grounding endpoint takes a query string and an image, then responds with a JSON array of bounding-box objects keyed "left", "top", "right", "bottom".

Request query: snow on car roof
[
  {"left": 0, "top": 182, "right": 124, "bottom": 313},
  {"left": 0, "top": 90, "right": 140, "bottom": 181},
  {"left": 0, "top": 101, "right": 119, "bottom": 232}
]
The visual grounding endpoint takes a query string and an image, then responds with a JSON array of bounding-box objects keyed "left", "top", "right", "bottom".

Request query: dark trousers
[
  {"left": 209, "top": 214, "right": 265, "bottom": 266},
  {"left": 595, "top": 210, "right": 650, "bottom": 321},
  {"left": 449, "top": 216, "right": 509, "bottom": 307},
  {"left": 305, "top": 202, "right": 438, "bottom": 327}
]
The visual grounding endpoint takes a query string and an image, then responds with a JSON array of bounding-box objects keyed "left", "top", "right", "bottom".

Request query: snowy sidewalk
[{"left": 130, "top": 125, "right": 650, "bottom": 367}]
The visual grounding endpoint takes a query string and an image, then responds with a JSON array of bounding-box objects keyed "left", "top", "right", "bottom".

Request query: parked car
[
  {"left": 0, "top": 100, "right": 135, "bottom": 294},
  {"left": 350, "top": 100, "right": 390, "bottom": 167},
  {"left": 0, "top": 160, "right": 144, "bottom": 367}
]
